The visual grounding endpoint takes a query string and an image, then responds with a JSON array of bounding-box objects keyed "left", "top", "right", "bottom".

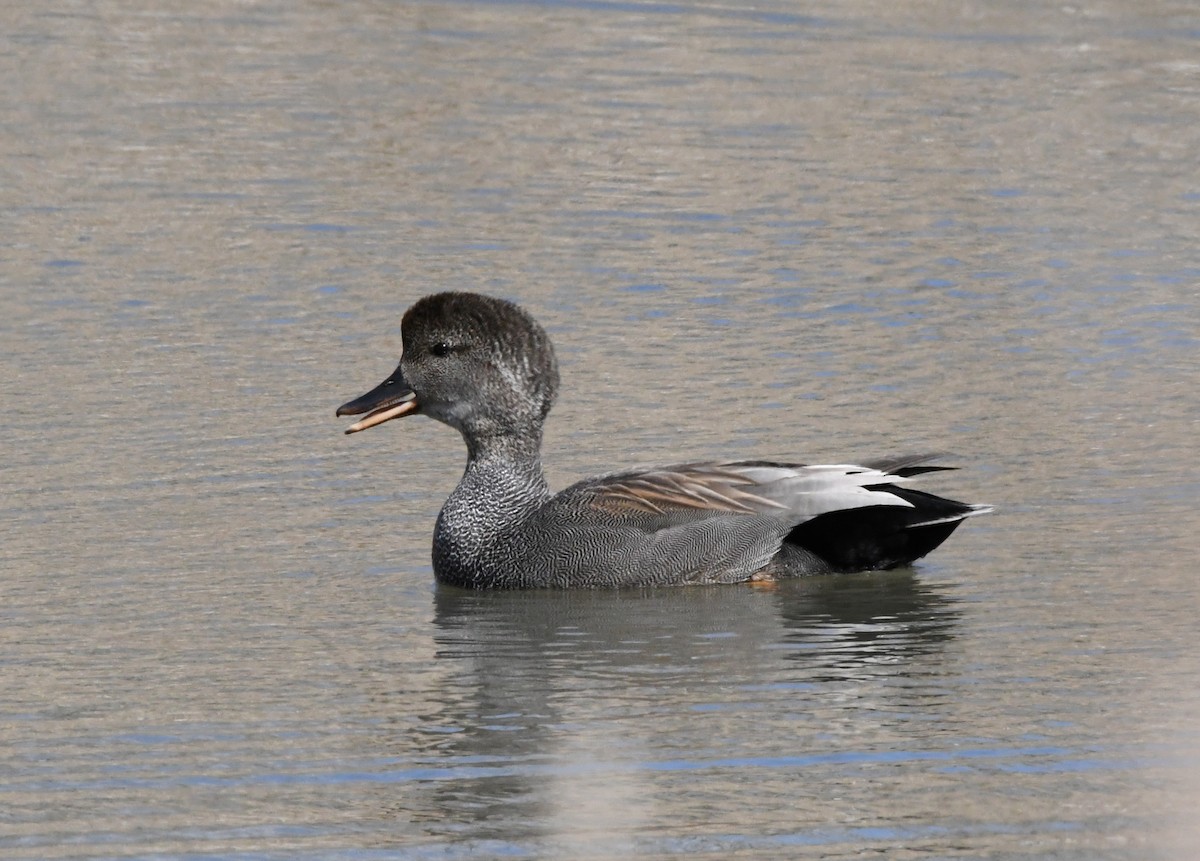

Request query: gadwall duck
[{"left": 337, "top": 292, "right": 991, "bottom": 588}]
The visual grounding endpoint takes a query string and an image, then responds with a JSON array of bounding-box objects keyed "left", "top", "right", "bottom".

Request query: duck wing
[
  {"left": 578, "top": 459, "right": 941, "bottom": 522},
  {"left": 548, "top": 456, "right": 990, "bottom": 581}
]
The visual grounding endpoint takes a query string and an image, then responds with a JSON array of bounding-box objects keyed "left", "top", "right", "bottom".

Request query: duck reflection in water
[{"left": 393, "top": 575, "right": 960, "bottom": 842}]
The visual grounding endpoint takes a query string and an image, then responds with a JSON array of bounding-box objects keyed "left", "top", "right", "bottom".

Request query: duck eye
[{"left": 429, "top": 342, "right": 454, "bottom": 357}]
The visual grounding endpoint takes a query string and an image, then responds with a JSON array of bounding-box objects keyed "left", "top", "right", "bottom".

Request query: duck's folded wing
[
  {"left": 577, "top": 460, "right": 928, "bottom": 523},
  {"left": 543, "top": 458, "right": 988, "bottom": 583}
]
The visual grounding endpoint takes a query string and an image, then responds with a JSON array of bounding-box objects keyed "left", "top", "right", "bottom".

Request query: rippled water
[{"left": 3, "top": 1, "right": 1199, "bottom": 858}]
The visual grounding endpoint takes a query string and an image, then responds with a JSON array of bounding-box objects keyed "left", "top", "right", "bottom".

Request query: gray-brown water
[{"left": 3, "top": 1, "right": 1199, "bottom": 858}]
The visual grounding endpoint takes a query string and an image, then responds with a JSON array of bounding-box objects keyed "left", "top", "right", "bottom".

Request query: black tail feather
[
  {"left": 786, "top": 484, "right": 983, "bottom": 572},
  {"left": 863, "top": 452, "right": 958, "bottom": 479}
]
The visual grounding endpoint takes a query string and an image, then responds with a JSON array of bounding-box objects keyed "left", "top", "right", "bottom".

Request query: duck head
[{"left": 337, "top": 292, "right": 560, "bottom": 444}]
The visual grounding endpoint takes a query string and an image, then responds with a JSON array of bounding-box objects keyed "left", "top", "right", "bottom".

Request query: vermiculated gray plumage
[{"left": 337, "top": 292, "right": 991, "bottom": 588}]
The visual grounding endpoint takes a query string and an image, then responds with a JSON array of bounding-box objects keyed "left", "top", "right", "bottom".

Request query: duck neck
[
  {"left": 432, "top": 427, "right": 551, "bottom": 584},
  {"left": 459, "top": 427, "right": 551, "bottom": 516}
]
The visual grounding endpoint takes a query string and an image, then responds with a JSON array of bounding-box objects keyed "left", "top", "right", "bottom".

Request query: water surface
[{"left": 3, "top": 1, "right": 1199, "bottom": 858}]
